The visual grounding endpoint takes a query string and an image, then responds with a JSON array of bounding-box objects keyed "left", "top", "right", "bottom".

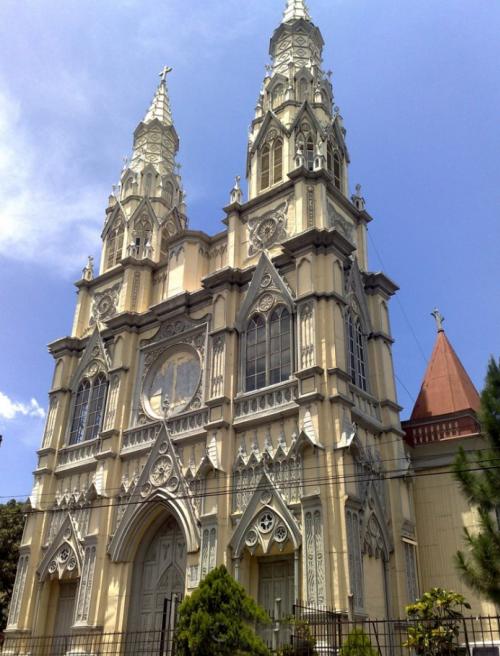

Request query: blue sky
[{"left": 0, "top": 0, "right": 498, "bottom": 501}]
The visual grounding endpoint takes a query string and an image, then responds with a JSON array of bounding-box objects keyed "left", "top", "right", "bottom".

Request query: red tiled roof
[{"left": 410, "top": 330, "right": 481, "bottom": 421}]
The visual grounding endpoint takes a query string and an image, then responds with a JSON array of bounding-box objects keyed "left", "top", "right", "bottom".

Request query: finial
[
  {"left": 351, "top": 184, "right": 365, "bottom": 211},
  {"left": 431, "top": 308, "right": 445, "bottom": 333},
  {"left": 230, "top": 175, "right": 243, "bottom": 205},
  {"left": 82, "top": 256, "right": 94, "bottom": 281},
  {"left": 159, "top": 65, "right": 173, "bottom": 83}
]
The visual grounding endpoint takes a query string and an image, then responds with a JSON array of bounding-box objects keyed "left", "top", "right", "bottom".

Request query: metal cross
[
  {"left": 159, "top": 65, "right": 173, "bottom": 82},
  {"left": 431, "top": 308, "right": 445, "bottom": 332}
]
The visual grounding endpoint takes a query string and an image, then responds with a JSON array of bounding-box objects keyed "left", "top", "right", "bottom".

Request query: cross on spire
[
  {"left": 159, "top": 65, "right": 173, "bottom": 83},
  {"left": 431, "top": 308, "right": 445, "bottom": 333}
]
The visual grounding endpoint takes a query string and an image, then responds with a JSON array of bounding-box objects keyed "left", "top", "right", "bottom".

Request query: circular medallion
[
  {"left": 258, "top": 294, "right": 275, "bottom": 313},
  {"left": 167, "top": 476, "right": 180, "bottom": 492},
  {"left": 245, "top": 529, "right": 258, "bottom": 547},
  {"left": 260, "top": 490, "right": 272, "bottom": 505},
  {"left": 150, "top": 455, "right": 173, "bottom": 487},
  {"left": 257, "top": 218, "right": 278, "bottom": 246},
  {"left": 274, "top": 525, "right": 288, "bottom": 543},
  {"left": 143, "top": 346, "right": 201, "bottom": 418},
  {"left": 63, "top": 527, "right": 72, "bottom": 540},
  {"left": 258, "top": 512, "right": 275, "bottom": 534},
  {"left": 67, "top": 557, "right": 77, "bottom": 571},
  {"left": 158, "top": 441, "right": 169, "bottom": 455},
  {"left": 48, "top": 560, "right": 57, "bottom": 574},
  {"left": 58, "top": 546, "right": 70, "bottom": 563},
  {"left": 260, "top": 273, "right": 272, "bottom": 288},
  {"left": 141, "top": 482, "right": 152, "bottom": 498}
]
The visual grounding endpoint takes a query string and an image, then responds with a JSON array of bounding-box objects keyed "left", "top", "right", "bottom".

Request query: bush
[
  {"left": 404, "top": 588, "right": 471, "bottom": 656},
  {"left": 175, "top": 565, "right": 271, "bottom": 656},
  {"left": 339, "top": 627, "right": 378, "bottom": 656}
]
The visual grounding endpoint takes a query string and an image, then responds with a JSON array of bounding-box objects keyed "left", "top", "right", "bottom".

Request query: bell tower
[{"left": 247, "top": 0, "right": 349, "bottom": 206}]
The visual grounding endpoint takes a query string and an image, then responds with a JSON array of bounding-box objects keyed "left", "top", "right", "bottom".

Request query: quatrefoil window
[{"left": 259, "top": 512, "right": 275, "bottom": 534}]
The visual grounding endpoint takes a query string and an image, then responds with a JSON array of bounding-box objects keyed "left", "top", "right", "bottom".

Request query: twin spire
[{"left": 283, "top": 0, "right": 311, "bottom": 22}]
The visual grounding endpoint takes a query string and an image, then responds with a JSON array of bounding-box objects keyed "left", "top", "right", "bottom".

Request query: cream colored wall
[{"left": 413, "top": 465, "right": 497, "bottom": 615}]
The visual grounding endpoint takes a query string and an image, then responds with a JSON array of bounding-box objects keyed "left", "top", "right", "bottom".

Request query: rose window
[
  {"left": 58, "top": 546, "right": 70, "bottom": 563},
  {"left": 258, "top": 512, "right": 275, "bottom": 534},
  {"left": 150, "top": 455, "right": 173, "bottom": 487}
]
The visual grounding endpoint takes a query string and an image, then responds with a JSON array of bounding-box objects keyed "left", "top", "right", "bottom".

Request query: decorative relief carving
[
  {"left": 299, "top": 303, "right": 315, "bottom": 369},
  {"left": 103, "top": 374, "right": 120, "bottom": 431},
  {"left": 210, "top": 335, "right": 225, "bottom": 398},
  {"left": 328, "top": 203, "right": 356, "bottom": 244},
  {"left": 75, "top": 544, "right": 97, "bottom": 625},
  {"left": 258, "top": 293, "right": 275, "bottom": 312},
  {"left": 304, "top": 507, "right": 326, "bottom": 606},
  {"left": 307, "top": 186, "right": 315, "bottom": 228},
  {"left": 248, "top": 200, "right": 289, "bottom": 255},
  {"left": 131, "top": 271, "right": 141, "bottom": 312},
  {"left": 200, "top": 527, "right": 217, "bottom": 579},
  {"left": 90, "top": 282, "right": 122, "bottom": 324},
  {"left": 7, "top": 553, "right": 29, "bottom": 628},
  {"left": 242, "top": 508, "right": 291, "bottom": 555}
]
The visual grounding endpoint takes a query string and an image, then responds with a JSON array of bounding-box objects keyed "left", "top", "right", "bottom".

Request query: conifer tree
[
  {"left": 0, "top": 499, "right": 29, "bottom": 630},
  {"left": 453, "top": 357, "right": 500, "bottom": 605},
  {"left": 175, "top": 565, "right": 271, "bottom": 656}
]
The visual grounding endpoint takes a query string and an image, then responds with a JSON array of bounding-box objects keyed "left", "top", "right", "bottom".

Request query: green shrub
[
  {"left": 340, "top": 627, "right": 378, "bottom": 656},
  {"left": 175, "top": 565, "right": 271, "bottom": 656}
]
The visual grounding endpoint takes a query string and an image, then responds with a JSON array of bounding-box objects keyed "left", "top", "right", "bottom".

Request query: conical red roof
[{"left": 410, "top": 330, "right": 480, "bottom": 421}]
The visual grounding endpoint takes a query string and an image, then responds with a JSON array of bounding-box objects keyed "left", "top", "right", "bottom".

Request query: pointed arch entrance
[{"left": 128, "top": 514, "right": 186, "bottom": 633}]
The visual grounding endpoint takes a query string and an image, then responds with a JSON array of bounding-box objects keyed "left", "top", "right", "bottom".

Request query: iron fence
[{"left": 1, "top": 605, "right": 499, "bottom": 655}]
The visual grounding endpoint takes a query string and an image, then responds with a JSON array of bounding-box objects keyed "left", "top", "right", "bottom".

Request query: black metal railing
[{"left": 2, "top": 605, "right": 499, "bottom": 655}]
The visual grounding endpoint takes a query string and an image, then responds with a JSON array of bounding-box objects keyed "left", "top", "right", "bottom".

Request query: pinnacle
[
  {"left": 283, "top": 0, "right": 311, "bottom": 23},
  {"left": 143, "top": 67, "right": 174, "bottom": 126}
]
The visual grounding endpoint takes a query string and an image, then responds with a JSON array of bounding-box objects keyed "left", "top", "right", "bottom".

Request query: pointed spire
[
  {"left": 283, "top": 0, "right": 311, "bottom": 23},
  {"left": 143, "top": 66, "right": 174, "bottom": 125},
  {"left": 410, "top": 327, "right": 480, "bottom": 421}
]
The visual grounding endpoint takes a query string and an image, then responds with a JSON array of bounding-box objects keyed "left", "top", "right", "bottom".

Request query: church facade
[{"left": 5, "top": 0, "right": 494, "bottom": 649}]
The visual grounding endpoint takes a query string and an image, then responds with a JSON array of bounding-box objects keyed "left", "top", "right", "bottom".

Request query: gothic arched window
[
  {"left": 132, "top": 217, "right": 152, "bottom": 258},
  {"left": 327, "top": 144, "right": 334, "bottom": 174},
  {"left": 299, "top": 78, "right": 309, "bottom": 102},
  {"left": 273, "top": 138, "right": 283, "bottom": 184},
  {"left": 245, "top": 306, "right": 292, "bottom": 392},
  {"left": 160, "top": 227, "right": 169, "bottom": 260},
  {"left": 333, "top": 152, "right": 342, "bottom": 190},
  {"left": 270, "top": 307, "right": 291, "bottom": 385},
  {"left": 106, "top": 223, "right": 124, "bottom": 270},
  {"left": 165, "top": 181, "right": 174, "bottom": 206},
  {"left": 272, "top": 84, "right": 284, "bottom": 109},
  {"left": 260, "top": 144, "right": 271, "bottom": 191},
  {"left": 144, "top": 172, "right": 154, "bottom": 196},
  {"left": 69, "top": 374, "right": 108, "bottom": 445},
  {"left": 347, "top": 312, "right": 368, "bottom": 391}
]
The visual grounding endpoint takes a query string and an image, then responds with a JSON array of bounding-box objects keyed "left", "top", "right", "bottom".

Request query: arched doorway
[{"left": 129, "top": 514, "right": 186, "bottom": 633}]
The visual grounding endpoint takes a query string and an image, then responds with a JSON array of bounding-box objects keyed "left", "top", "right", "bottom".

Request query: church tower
[{"left": 6, "top": 2, "right": 422, "bottom": 651}]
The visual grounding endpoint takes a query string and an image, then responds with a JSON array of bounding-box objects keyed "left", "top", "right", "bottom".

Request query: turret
[
  {"left": 246, "top": 0, "right": 349, "bottom": 201},
  {"left": 99, "top": 67, "right": 187, "bottom": 274}
]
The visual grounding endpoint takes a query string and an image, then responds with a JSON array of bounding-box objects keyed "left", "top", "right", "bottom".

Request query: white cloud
[
  {"left": 0, "top": 391, "right": 46, "bottom": 421},
  {"left": 0, "top": 85, "right": 108, "bottom": 274}
]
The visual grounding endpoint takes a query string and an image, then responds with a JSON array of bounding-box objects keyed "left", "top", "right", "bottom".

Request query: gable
[
  {"left": 229, "top": 471, "right": 302, "bottom": 558},
  {"left": 38, "top": 514, "right": 83, "bottom": 581},
  {"left": 249, "top": 111, "right": 289, "bottom": 155},
  {"left": 69, "top": 328, "right": 110, "bottom": 392},
  {"left": 235, "top": 252, "right": 295, "bottom": 332},
  {"left": 108, "top": 421, "right": 200, "bottom": 562}
]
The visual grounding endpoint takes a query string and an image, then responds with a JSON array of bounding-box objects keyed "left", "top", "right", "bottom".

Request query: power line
[
  {"left": 2, "top": 440, "right": 496, "bottom": 503},
  {"left": 14, "top": 462, "right": 500, "bottom": 518}
]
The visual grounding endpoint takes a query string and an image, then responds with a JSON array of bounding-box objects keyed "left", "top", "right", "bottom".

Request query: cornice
[
  {"left": 224, "top": 179, "right": 295, "bottom": 216},
  {"left": 48, "top": 336, "right": 83, "bottom": 358},
  {"left": 362, "top": 271, "right": 399, "bottom": 297},
  {"left": 282, "top": 227, "right": 355, "bottom": 259}
]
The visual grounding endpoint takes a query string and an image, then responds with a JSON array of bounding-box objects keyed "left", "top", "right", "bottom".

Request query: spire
[
  {"left": 143, "top": 66, "right": 173, "bottom": 125},
  {"left": 127, "top": 66, "right": 179, "bottom": 178},
  {"left": 410, "top": 326, "right": 480, "bottom": 422},
  {"left": 283, "top": 0, "right": 311, "bottom": 23}
]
